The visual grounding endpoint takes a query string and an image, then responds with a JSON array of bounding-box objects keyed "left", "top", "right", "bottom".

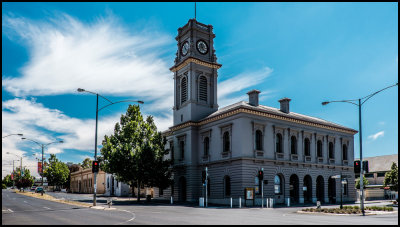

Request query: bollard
[
  {"left": 266, "top": 197, "right": 269, "bottom": 208},
  {"left": 171, "top": 196, "right": 173, "bottom": 204},
  {"left": 270, "top": 198, "right": 274, "bottom": 208},
  {"left": 239, "top": 197, "right": 241, "bottom": 208},
  {"left": 230, "top": 197, "right": 233, "bottom": 208},
  {"left": 287, "top": 198, "right": 290, "bottom": 207}
]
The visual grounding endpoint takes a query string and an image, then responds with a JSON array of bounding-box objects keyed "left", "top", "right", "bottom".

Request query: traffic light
[
  {"left": 362, "top": 160, "right": 369, "bottom": 173},
  {"left": 354, "top": 160, "right": 361, "bottom": 174},
  {"left": 202, "top": 170, "right": 206, "bottom": 184},
  {"left": 258, "top": 169, "right": 264, "bottom": 180},
  {"left": 92, "top": 161, "right": 99, "bottom": 173}
]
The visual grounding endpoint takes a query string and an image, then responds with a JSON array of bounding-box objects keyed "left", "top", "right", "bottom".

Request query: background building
[
  {"left": 356, "top": 154, "right": 398, "bottom": 200},
  {"left": 70, "top": 167, "right": 106, "bottom": 194}
]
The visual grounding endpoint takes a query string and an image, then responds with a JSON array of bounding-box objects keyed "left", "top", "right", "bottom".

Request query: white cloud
[
  {"left": 2, "top": 13, "right": 174, "bottom": 102},
  {"left": 368, "top": 131, "right": 384, "bottom": 141}
]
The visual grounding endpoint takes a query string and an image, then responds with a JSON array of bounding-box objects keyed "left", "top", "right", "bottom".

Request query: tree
[
  {"left": 14, "top": 168, "right": 34, "bottom": 192},
  {"left": 44, "top": 154, "right": 69, "bottom": 191},
  {"left": 100, "top": 104, "right": 173, "bottom": 202},
  {"left": 81, "top": 158, "right": 92, "bottom": 169},
  {"left": 2, "top": 175, "right": 13, "bottom": 187},
  {"left": 384, "top": 162, "right": 398, "bottom": 192},
  {"left": 355, "top": 176, "right": 369, "bottom": 190}
]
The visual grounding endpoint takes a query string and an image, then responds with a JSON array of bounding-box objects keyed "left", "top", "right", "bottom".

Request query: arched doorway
[
  {"left": 274, "top": 174, "right": 285, "bottom": 204},
  {"left": 289, "top": 174, "right": 299, "bottom": 204},
  {"left": 328, "top": 176, "right": 336, "bottom": 204},
  {"left": 179, "top": 176, "right": 187, "bottom": 202},
  {"left": 303, "top": 175, "right": 312, "bottom": 203},
  {"left": 316, "top": 176, "right": 324, "bottom": 203}
]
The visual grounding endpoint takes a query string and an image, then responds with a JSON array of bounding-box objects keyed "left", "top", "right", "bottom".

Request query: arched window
[
  {"left": 181, "top": 77, "right": 187, "bottom": 104},
  {"left": 274, "top": 175, "right": 282, "bottom": 194},
  {"left": 329, "top": 142, "right": 334, "bottom": 159},
  {"left": 304, "top": 138, "right": 310, "bottom": 156},
  {"left": 224, "top": 176, "right": 231, "bottom": 197},
  {"left": 276, "top": 133, "right": 283, "bottom": 153},
  {"left": 223, "top": 132, "right": 230, "bottom": 153},
  {"left": 199, "top": 76, "right": 207, "bottom": 102},
  {"left": 342, "top": 144, "right": 348, "bottom": 160},
  {"left": 204, "top": 137, "right": 210, "bottom": 157},
  {"left": 180, "top": 141, "right": 185, "bottom": 160},
  {"left": 255, "top": 130, "right": 262, "bottom": 150},
  {"left": 317, "top": 140, "right": 323, "bottom": 157},
  {"left": 291, "top": 136, "right": 297, "bottom": 154}
]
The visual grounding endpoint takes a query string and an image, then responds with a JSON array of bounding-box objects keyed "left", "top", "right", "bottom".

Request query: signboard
[
  {"left": 331, "top": 175, "right": 341, "bottom": 179},
  {"left": 38, "top": 162, "right": 42, "bottom": 173},
  {"left": 245, "top": 188, "right": 254, "bottom": 200}
]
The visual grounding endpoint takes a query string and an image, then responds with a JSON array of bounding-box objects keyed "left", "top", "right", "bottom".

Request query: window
[
  {"left": 304, "top": 138, "right": 310, "bottom": 156},
  {"left": 291, "top": 136, "right": 297, "bottom": 154},
  {"left": 377, "top": 172, "right": 386, "bottom": 177},
  {"left": 274, "top": 175, "right": 282, "bottom": 194},
  {"left": 159, "top": 188, "right": 164, "bottom": 196},
  {"left": 224, "top": 176, "right": 231, "bottom": 197},
  {"left": 199, "top": 76, "right": 207, "bottom": 102},
  {"left": 223, "top": 132, "right": 230, "bottom": 153},
  {"left": 181, "top": 77, "right": 187, "bottom": 104},
  {"left": 276, "top": 133, "right": 283, "bottom": 153},
  {"left": 204, "top": 137, "right": 210, "bottom": 157},
  {"left": 317, "top": 140, "right": 323, "bottom": 157},
  {"left": 342, "top": 144, "right": 348, "bottom": 160},
  {"left": 329, "top": 142, "right": 334, "bottom": 159},
  {"left": 365, "top": 173, "right": 374, "bottom": 178},
  {"left": 180, "top": 141, "right": 185, "bottom": 160},
  {"left": 255, "top": 130, "right": 262, "bottom": 150},
  {"left": 107, "top": 177, "right": 109, "bottom": 188}
]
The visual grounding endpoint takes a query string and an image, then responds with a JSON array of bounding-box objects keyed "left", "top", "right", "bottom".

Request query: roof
[
  {"left": 357, "top": 154, "right": 398, "bottom": 172},
  {"left": 205, "top": 101, "right": 357, "bottom": 133}
]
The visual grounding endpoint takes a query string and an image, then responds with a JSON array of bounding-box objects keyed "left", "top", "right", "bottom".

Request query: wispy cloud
[{"left": 368, "top": 131, "right": 384, "bottom": 141}]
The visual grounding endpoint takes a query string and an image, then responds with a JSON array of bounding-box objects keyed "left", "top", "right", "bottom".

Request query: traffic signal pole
[
  {"left": 358, "top": 99, "right": 365, "bottom": 216},
  {"left": 205, "top": 167, "right": 208, "bottom": 208},
  {"left": 93, "top": 94, "right": 99, "bottom": 207}
]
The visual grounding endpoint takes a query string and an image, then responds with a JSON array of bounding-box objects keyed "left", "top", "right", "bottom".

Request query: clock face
[
  {"left": 181, "top": 41, "right": 189, "bottom": 56},
  {"left": 196, "top": 40, "right": 208, "bottom": 54}
]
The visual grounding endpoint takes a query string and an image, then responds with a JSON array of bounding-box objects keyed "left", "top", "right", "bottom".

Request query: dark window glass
[
  {"left": 342, "top": 144, "right": 348, "bottom": 160},
  {"left": 256, "top": 130, "right": 262, "bottom": 150},
  {"left": 224, "top": 176, "right": 231, "bottom": 196},
  {"left": 377, "top": 172, "right": 386, "bottom": 177},
  {"left": 365, "top": 173, "right": 374, "bottom": 178},
  {"left": 317, "top": 140, "right": 323, "bottom": 157},
  {"left": 291, "top": 136, "right": 297, "bottom": 154},
  {"left": 276, "top": 134, "right": 283, "bottom": 153},
  {"left": 304, "top": 138, "right": 310, "bottom": 156},
  {"left": 329, "top": 142, "right": 334, "bottom": 159},
  {"left": 223, "top": 132, "right": 230, "bottom": 152},
  {"left": 180, "top": 141, "right": 185, "bottom": 160},
  {"left": 204, "top": 137, "right": 209, "bottom": 157}
]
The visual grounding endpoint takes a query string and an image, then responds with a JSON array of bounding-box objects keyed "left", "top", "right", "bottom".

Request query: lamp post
[
  {"left": 2, "top": 133, "right": 23, "bottom": 138},
  {"left": 21, "top": 138, "right": 63, "bottom": 195},
  {"left": 322, "top": 82, "right": 398, "bottom": 216},
  {"left": 77, "top": 88, "right": 143, "bottom": 206}
]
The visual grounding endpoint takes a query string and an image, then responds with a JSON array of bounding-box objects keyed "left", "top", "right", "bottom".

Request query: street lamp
[
  {"left": 322, "top": 82, "right": 398, "bottom": 216},
  {"left": 77, "top": 88, "right": 144, "bottom": 206},
  {"left": 21, "top": 138, "right": 63, "bottom": 195},
  {"left": 2, "top": 133, "right": 23, "bottom": 138}
]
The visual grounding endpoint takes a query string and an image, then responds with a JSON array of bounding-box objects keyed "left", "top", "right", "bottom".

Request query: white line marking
[
  {"left": 8, "top": 209, "right": 13, "bottom": 213},
  {"left": 24, "top": 201, "right": 28, "bottom": 203},
  {"left": 114, "top": 209, "right": 136, "bottom": 225},
  {"left": 43, "top": 207, "right": 51, "bottom": 210}
]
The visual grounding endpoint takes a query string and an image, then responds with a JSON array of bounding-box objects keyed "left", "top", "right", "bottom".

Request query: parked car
[
  {"left": 35, "top": 187, "right": 45, "bottom": 193},
  {"left": 31, "top": 186, "right": 37, "bottom": 191}
]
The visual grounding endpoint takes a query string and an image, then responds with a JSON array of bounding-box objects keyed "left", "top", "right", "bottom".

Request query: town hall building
[{"left": 158, "top": 19, "right": 358, "bottom": 206}]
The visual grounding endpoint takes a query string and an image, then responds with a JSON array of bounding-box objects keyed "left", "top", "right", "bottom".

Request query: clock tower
[{"left": 170, "top": 19, "right": 221, "bottom": 126}]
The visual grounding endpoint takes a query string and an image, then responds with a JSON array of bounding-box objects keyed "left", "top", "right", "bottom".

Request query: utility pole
[{"left": 205, "top": 166, "right": 208, "bottom": 208}]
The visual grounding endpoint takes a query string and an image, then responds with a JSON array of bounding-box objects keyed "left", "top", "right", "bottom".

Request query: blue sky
[{"left": 2, "top": 2, "right": 398, "bottom": 178}]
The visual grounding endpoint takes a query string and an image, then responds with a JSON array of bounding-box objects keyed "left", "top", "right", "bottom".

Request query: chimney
[
  {"left": 247, "top": 90, "right": 261, "bottom": 106},
  {"left": 279, "top": 98, "right": 291, "bottom": 113}
]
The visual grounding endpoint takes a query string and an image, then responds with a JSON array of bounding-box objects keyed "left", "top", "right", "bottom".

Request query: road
[
  {"left": 2, "top": 189, "right": 398, "bottom": 225},
  {"left": 2, "top": 189, "right": 134, "bottom": 225}
]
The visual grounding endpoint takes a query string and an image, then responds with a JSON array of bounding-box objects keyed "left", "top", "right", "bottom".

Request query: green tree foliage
[
  {"left": 100, "top": 104, "right": 173, "bottom": 201},
  {"left": 14, "top": 168, "right": 34, "bottom": 192},
  {"left": 81, "top": 158, "right": 92, "bottom": 169},
  {"left": 2, "top": 175, "right": 13, "bottom": 187},
  {"left": 44, "top": 154, "right": 70, "bottom": 191},
  {"left": 384, "top": 162, "right": 398, "bottom": 191},
  {"left": 355, "top": 176, "right": 369, "bottom": 189}
]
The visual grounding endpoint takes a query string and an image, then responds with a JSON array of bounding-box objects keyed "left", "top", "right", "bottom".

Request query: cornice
[
  {"left": 163, "top": 106, "right": 358, "bottom": 136},
  {"left": 170, "top": 57, "right": 222, "bottom": 72}
]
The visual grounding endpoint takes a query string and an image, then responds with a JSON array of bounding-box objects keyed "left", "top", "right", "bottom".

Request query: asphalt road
[
  {"left": 2, "top": 189, "right": 135, "bottom": 225},
  {"left": 2, "top": 189, "right": 398, "bottom": 225}
]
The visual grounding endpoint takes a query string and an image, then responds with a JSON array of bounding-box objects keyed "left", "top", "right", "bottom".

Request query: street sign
[{"left": 331, "top": 175, "right": 341, "bottom": 179}]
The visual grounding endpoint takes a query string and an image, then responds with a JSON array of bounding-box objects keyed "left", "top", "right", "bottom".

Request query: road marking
[
  {"left": 114, "top": 209, "right": 136, "bottom": 225},
  {"left": 8, "top": 209, "right": 13, "bottom": 213},
  {"left": 43, "top": 207, "right": 51, "bottom": 210},
  {"left": 24, "top": 201, "right": 28, "bottom": 203}
]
